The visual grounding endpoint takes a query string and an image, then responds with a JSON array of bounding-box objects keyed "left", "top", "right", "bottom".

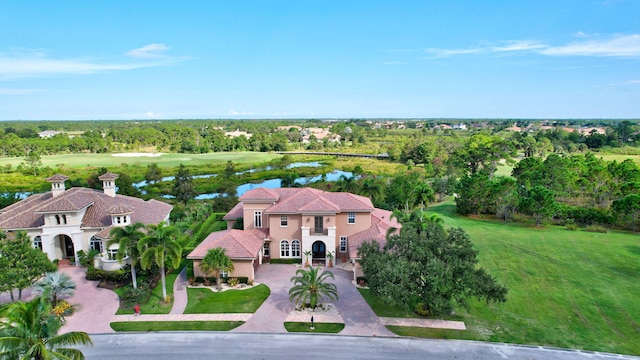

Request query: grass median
[
  {"left": 110, "top": 321, "right": 244, "bottom": 332},
  {"left": 184, "top": 284, "right": 270, "bottom": 314},
  {"left": 284, "top": 322, "right": 345, "bottom": 333}
]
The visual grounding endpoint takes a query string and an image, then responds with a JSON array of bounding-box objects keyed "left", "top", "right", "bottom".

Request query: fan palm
[
  {"left": 32, "top": 272, "right": 76, "bottom": 306},
  {"left": 0, "top": 297, "right": 92, "bottom": 360},
  {"left": 289, "top": 266, "right": 338, "bottom": 309},
  {"left": 138, "top": 222, "right": 182, "bottom": 301},
  {"left": 199, "top": 248, "right": 234, "bottom": 291},
  {"left": 108, "top": 222, "right": 145, "bottom": 289}
]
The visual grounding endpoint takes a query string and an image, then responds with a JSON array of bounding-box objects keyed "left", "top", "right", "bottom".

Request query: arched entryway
[
  {"left": 312, "top": 241, "right": 326, "bottom": 261},
  {"left": 58, "top": 234, "right": 75, "bottom": 259}
]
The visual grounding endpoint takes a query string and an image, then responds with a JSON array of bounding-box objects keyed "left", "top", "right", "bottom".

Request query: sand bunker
[{"left": 111, "top": 153, "right": 164, "bottom": 157}]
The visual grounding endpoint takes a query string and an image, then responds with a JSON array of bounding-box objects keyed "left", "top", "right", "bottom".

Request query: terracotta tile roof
[
  {"left": 239, "top": 188, "right": 279, "bottom": 202},
  {"left": 261, "top": 188, "right": 373, "bottom": 214},
  {"left": 223, "top": 202, "right": 244, "bottom": 221},
  {"left": 0, "top": 187, "right": 172, "bottom": 233},
  {"left": 187, "top": 229, "right": 264, "bottom": 260},
  {"left": 98, "top": 172, "right": 119, "bottom": 181},
  {"left": 348, "top": 208, "right": 400, "bottom": 259},
  {"left": 46, "top": 174, "right": 69, "bottom": 182},
  {"left": 106, "top": 203, "right": 135, "bottom": 215}
]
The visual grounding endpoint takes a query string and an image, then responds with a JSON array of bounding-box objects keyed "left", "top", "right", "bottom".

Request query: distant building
[
  {"left": 38, "top": 130, "right": 63, "bottom": 138},
  {"left": 578, "top": 127, "right": 606, "bottom": 136},
  {"left": 225, "top": 130, "right": 253, "bottom": 138}
]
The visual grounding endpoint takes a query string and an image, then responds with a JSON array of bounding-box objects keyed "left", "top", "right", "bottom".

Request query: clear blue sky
[{"left": 1, "top": 1, "right": 639, "bottom": 120}]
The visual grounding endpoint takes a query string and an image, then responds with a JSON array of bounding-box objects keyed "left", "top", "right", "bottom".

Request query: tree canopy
[{"left": 358, "top": 223, "right": 507, "bottom": 316}]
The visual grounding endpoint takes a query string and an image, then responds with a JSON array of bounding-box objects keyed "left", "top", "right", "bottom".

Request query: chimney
[
  {"left": 98, "top": 172, "right": 119, "bottom": 197},
  {"left": 45, "top": 174, "right": 69, "bottom": 197}
]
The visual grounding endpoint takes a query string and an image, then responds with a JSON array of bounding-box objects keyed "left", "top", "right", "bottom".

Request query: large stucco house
[
  {"left": 188, "top": 187, "right": 399, "bottom": 281},
  {"left": 0, "top": 173, "right": 172, "bottom": 270}
]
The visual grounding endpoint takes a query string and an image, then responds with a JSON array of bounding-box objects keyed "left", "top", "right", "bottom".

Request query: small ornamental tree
[{"left": 358, "top": 223, "right": 507, "bottom": 316}]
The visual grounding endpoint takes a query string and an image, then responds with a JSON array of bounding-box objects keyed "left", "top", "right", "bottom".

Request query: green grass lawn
[
  {"left": 0, "top": 152, "right": 281, "bottom": 168},
  {"left": 184, "top": 284, "right": 270, "bottom": 314},
  {"left": 371, "top": 201, "right": 640, "bottom": 355},
  {"left": 110, "top": 321, "right": 244, "bottom": 332},
  {"left": 284, "top": 322, "right": 345, "bottom": 333}
]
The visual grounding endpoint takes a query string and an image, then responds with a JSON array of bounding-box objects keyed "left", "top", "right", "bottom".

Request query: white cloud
[
  {"left": 423, "top": 34, "right": 640, "bottom": 58},
  {"left": 126, "top": 43, "right": 170, "bottom": 58},
  {"left": 142, "top": 111, "right": 161, "bottom": 118},
  {"left": 227, "top": 110, "right": 254, "bottom": 116},
  {"left": 0, "top": 88, "right": 43, "bottom": 95},
  {"left": 539, "top": 34, "right": 640, "bottom": 57},
  {"left": 611, "top": 79, "right": 640, "bottom": 86},
  {"left": 384, "top": 61, "right": 407, "bottom": 65},
  {"left": 0, "top": 45, "right": 187, "bottom": 79}
]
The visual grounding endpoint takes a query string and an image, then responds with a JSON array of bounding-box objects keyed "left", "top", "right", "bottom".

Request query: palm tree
[
  {"left": 337, "top": 175, "right": 357, "bottom": 193},
  {"left": 32, "top": 272, "right": 76, "bottom": 306},
  {"left": 289, "top": 266, "right": 338, "bottom": 309},
  {"left": 108, "top": 222, "right": 145, "bottom": 289},
  {"left": 138, "top": 222, "right": 182, "bottom": 302},
  {"left": 411, "top": 183, "right": 435, "bottom": 210},
  {"left": 199, "top": 248, "right": 234, "bottom": 291},
  {"left": 358, "top": 177, "right": 384, "bottom": 204},
  {"left": 0, "top": 297, "right": 92, "bottom": 360}
]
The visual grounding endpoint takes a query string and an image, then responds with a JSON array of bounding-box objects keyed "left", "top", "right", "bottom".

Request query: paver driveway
[{"left": 234, "top": 263, "right": 395, "bottom": 336}]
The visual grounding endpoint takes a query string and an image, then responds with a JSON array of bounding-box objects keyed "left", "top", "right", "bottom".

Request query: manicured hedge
[{"left": 269, "top": 258, "right": 301, "bottom": 264}]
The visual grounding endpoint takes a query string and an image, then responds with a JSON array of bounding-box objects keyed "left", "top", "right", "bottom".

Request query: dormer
[
  {"left": 106, "top": 203, "right": 134, "bottom": 227},
  {"left": 45, "top": 174, "right": 69, "bottom": 197},
  {"left": 98, "top": 172, "right": 119, "bottom": 197}
]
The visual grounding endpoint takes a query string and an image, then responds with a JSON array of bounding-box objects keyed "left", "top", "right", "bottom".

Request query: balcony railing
[{"left": 311, "top": 228, "right": 328, "bottom": 235}]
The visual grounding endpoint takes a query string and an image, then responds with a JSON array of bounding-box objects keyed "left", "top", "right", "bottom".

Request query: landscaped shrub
[
  {"left": 269, "top": 258, "right": 301, "bottom": 264},
  {"left": 559, "top": 206, "right": 613, "bottom": 226},
  {"left": 86, "top": 267, "right": 129, "bottom": 283},
  {"left": 227, "top": 277, "right": 240, "bottom": 287},
  {"left": 585, "top": 225, "right": 608, "bottom": 233},
  {"left": 565, "top": 222, "right": 578, "bottom": 231},
  {"left": 77, "top": 249, "right": 100, "bottom": 267},
  {"left": 120, "top": 286, "right": 151, "bottom": 308}
]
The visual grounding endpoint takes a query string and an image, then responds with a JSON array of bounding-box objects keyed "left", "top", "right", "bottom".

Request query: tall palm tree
[
  {"left": 199, "top": 248, "right": 234, "bottom": 291},
  {"left": 138, "top": 222, "right": 182, "bottom": 302},
  {"left": 289, "top": 266, "right": 338, "bottom": 309},
  {"left": 32, "top": 272, "right": 76, "bottom": 306},
  {"left": 108, "top": 222, "right": 145, "bottom": 289},
  {"left": 0, "top": 297, "right": 92, "bottom": 360}
]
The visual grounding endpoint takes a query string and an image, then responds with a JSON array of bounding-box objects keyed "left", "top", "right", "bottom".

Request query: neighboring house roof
[
  {"left": 187, "top": 229, "right": 264, "bottom": 260},
  {"left": 239, "top": 187, "right": 279, "bottom": 202},
  {"left": 348, "top": 208, "right": 400, "bottom": 259},
  {"left": 223, "top": 202, "right": 244, "bottom": 221},
  {"left": 0, "top": 187, "right": 172, "bottom": 232}
]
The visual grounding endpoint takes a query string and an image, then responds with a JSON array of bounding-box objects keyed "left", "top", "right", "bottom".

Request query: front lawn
[
  {"left": 110, "top": 321, "right": 243, "bottom": 332},
  {"left": 284, "top": 322, "right": 345, "bottom": 333},
  {"left": 184, "top": 284, "right": 270, "bottom": 314},
  {"left": 357, "top": 288, "right": 422, "bottom": 319}
]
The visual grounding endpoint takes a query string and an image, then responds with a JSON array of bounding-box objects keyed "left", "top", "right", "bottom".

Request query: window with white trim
[
  {"left": 339, "top": 236, "right": 347, "bottom": 252},
  {"left": 291, "top": 239, "right": 301, "bottom": 257},
  {"left": 254, "top": 211, "right": 262, "bottom": 228},
  {"left": 107, "top": 248, "right": 118, "bottom": 260},
  {"left": 33, "top": 236, "right": 42, "bottom": 250},
  {"left": 280, "top": 240, "right": 290, "bottom": 257},
  {"left": 263, "top": 242, "right": 270, "bottom": 257},
  {"left": 280, "top": 215, "right": 288, "bottom": 227},
  {"left": 348, "top": 212, "right": 356, "bottom": 224},
  {"left": 90, "top": 237, "right": 103, "bottom": 253}
]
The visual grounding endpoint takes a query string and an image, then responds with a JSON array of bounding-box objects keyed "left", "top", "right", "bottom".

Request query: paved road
[{"left": 78, "top": 333, "right": 640, "bottom": 360}]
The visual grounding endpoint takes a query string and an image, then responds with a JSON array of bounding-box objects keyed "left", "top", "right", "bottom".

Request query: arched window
[
  {"left": 62, "top": 215, "right": 67, "bottom": 224},
  {"left": 33, "top": 236, "right": 42, "bottom": 250},
  {"left": 280, "top": 240, "right": 290, "bottom": 257},
  {"left": 291, "top": 239, "right": 301, "bottom": 258},
  {"left": 55, "top": 215, "right": 61, "bottom": 225}
]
